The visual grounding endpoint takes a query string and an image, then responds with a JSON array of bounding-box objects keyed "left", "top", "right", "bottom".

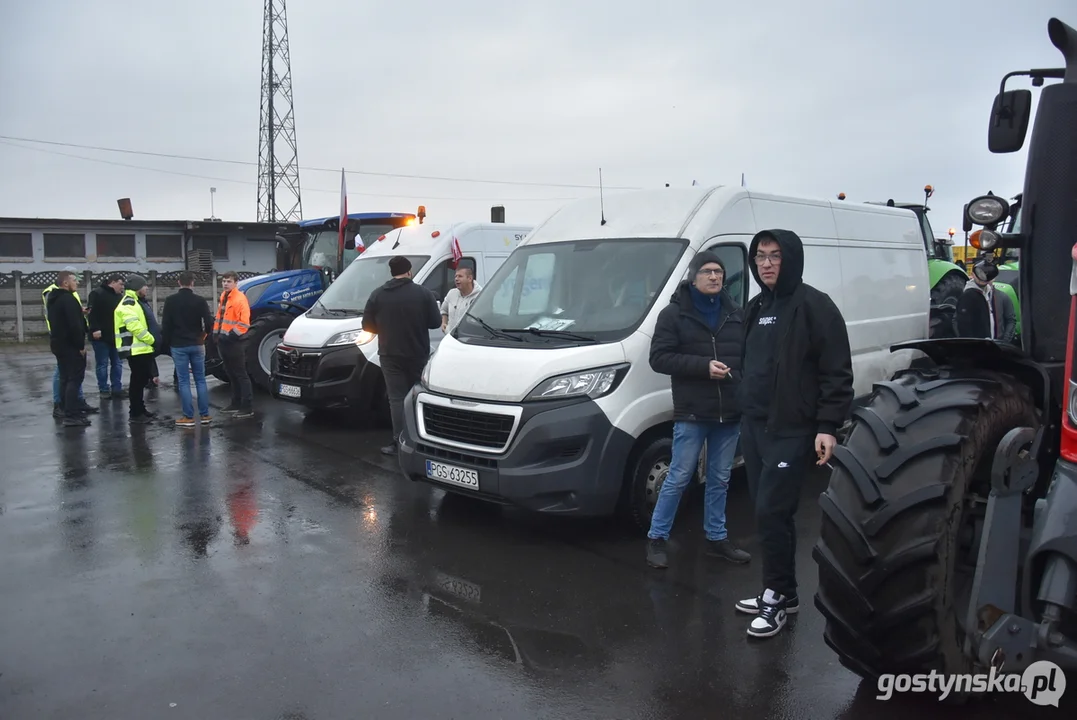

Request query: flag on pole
[
  {"left": 338, "top": 168, "right": 350, "bottom": 254},
  {"left": 450, "top": 236, "right": 463, "bottom": 267}
]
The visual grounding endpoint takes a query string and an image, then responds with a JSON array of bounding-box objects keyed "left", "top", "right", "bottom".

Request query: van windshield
[
  {"left": 312, "top": 254, "right": 429, "bottom": 316},
  {"left": 456, "top": 238, "right": 687, "bottom": 345}
]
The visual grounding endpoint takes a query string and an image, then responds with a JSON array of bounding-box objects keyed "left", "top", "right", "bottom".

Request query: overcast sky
[{"left": 0, "top": 0, "right": 1071, "bottom": 238}]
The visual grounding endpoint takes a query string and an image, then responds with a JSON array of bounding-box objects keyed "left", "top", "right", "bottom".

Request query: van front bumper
[
  {"left": 269, "top": 343, "right": 383, "bottom": 410},
  {"left": 398, "top": 389, "right": 635, "bottom": 516}
]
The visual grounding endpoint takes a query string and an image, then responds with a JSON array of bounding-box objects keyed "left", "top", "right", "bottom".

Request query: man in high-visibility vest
[
  {"left": 213, "top": 270, "right": 253, "bottom": 418},
  {"left": 42, "top": 267, "right": 94, "bottom": 418},
  {"left": 114, "top": 274, "right": 160, "bottom": 424}
]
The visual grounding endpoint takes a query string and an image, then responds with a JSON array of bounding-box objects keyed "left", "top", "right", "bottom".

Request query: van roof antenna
[{"left": 599, "top": 168, "right": 606, "bottom": 226}]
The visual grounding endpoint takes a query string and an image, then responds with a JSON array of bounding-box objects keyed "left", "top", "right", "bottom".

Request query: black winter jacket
[
  {"left": 362, "top": 277, "right": 442, "bottom": 360},
  {"left": 650, "top": 283, "right": 744, "bottom": 422},
  {"left": 87, "top": 281, "right": 122, "bottom": 343},
  {"left": 741, "top": 229, "right": 855, "bottom": 437},
  {"left": 47, "top": 287, "right": 87, "bottom": 354},
  {"left": 162, "top": 288, "right": 215, "bottom": 349}
]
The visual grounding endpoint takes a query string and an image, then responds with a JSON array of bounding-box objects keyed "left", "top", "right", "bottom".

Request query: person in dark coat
[
  {"left": 87, "top": 274, "right": 126, "bottom": 397},
  {"left": 48, "top": 269, "right": 92, "bottom": 427},
  {"left": 362, "top": 255, "right": 442, "bottom": 455},
  {"left": 645, "top": 250, "right": 752, "bottom": 569},
  {"left": 955, "top": 261, "right": 1017, "bottom": 344},
  {"left": 735, "top": 229, "right": 854, "bottom": 639}
]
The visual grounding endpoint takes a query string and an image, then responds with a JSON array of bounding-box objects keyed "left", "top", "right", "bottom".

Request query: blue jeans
[
  {"left": 172, "top": 345, "right": 209, "bottom": 418},
  {"left": 92, "top": 339, "right": 123, "bottom": 392},
  {"left": 53, "top": 363, "right": 85, "bottom": 404},
  {"left": 647, "top": 420, "right": 741, "bottom": 542}
]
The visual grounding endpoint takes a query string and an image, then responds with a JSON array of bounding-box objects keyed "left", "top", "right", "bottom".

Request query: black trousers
[
  {"left": 55, "top": 350, "right": 87, "bottom": 418},
  {"left": 381, "top": 355, "right": 426, "bottom": 443},
  {"left": 219, "top": 337, "right": 253, "bottom": 408},
  {"left": 127, "top": 355, "right": 154, "bottom": 417},
  {"left": 740, "top": 417, "right": 815, "bottom": 598}
]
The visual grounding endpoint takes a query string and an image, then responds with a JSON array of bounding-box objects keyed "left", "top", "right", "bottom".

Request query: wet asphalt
[{"left": 1, "top": 346, "right": 1070, "bottom": 719}]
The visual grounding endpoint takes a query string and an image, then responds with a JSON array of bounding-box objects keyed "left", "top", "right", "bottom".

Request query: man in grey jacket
[{"left": 955, "top": 261, "right": 1017, "bottom": 344}]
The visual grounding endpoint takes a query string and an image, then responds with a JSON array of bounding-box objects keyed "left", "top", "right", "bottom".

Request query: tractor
[
  {"left": 206, "top": 209, "right": 420, "bottom": 390},
  {"left": 814, "top": 15, "right": 1077, "bottom": 701}
]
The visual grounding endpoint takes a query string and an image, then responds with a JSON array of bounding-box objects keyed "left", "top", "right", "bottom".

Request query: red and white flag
[
  {"left": 450, "top": 235, "right": 463, "bottom": 266},
  {"left": 338, "top": 168, "right": 351, "bottom": 253}
]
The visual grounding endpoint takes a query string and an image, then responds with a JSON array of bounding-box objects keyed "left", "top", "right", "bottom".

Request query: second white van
[
  {"left": 396, "top": 186, "right": 930, "bottom": 531},
  {"left": 270, "top": 211, "right": 533, "bottom": 419}
]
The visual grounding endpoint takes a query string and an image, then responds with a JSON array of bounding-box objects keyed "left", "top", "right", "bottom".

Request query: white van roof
[
  {"left": 360, "top": 221, "right": 532, "bottom": 259},
  {"left": 522, "top": 185, "right": 919, "bottom": 248}
]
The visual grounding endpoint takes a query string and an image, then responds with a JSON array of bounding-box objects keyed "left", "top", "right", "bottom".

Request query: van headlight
[
  {"left": 326, "top": 330, "right": 375, "bottom": 347},
  {"left": 526, "top": 364, "right": 628, "bottom": 400}
]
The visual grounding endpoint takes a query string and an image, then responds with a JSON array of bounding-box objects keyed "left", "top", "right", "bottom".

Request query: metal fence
[{"left": 0, "top": 269, "right": 264, "bottom": 341}]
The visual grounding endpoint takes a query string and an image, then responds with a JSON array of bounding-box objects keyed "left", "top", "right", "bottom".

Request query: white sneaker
[
  {"left": 746, "top": 589, "right": 790, "bottom": 638},
  {"left": 735, "top": 591, "right": 799, "bottom": 615}
]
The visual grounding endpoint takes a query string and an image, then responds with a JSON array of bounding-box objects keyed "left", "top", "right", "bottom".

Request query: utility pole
[{"left": 257, "top": 0, "right": 302, "bottom": 222}]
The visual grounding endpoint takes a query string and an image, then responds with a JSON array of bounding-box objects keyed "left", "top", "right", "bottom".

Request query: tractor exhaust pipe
[{"left": 1047, "top": 17, "right": 1077, "bottom": 83}]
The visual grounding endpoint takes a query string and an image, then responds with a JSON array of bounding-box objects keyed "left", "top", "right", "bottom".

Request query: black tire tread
[{"left": 813, "top": 366, "right": 1038, "bottom": 682}]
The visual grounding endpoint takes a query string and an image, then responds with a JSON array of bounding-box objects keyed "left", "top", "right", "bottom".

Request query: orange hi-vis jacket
[{"left": 214, "top": 287, "right": 251, "bottom": 338}]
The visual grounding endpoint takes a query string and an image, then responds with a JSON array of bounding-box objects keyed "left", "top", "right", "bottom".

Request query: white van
[
  {"left": 270, "top": 214, "right": 533, "bottom": 417},
  {"left": 396, "top": 186, "right": 930, "bottom": 530}
]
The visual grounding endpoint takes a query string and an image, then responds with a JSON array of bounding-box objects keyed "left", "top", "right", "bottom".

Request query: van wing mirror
[{"left": 988, "top": 89, "right": 1032, "bottom": 153}]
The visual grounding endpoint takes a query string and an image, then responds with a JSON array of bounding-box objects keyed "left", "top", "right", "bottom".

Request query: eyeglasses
[
  {"left": 754, "top": 253, "right": 781, "bottom": 266},
  {"left": 696, "top": 269, "right": 724, "bottom": 277}
]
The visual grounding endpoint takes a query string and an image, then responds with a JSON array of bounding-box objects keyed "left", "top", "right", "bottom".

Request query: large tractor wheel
[
  {"left": 813, "top": 366, "right": 1038, "bottom": 684},
  {"left": 244, "top": 314, "right": 294, "bottom": 392},
  {"left": 929, "top": 272, "right": 968, "bottom": 339}
]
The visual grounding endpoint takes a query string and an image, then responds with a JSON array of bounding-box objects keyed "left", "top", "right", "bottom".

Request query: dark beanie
[
  {"left": 689, "top": 251, "right": 724, "bottom": 277},
  {"left": 125, "top": 274, "right": 147, "bottom": 292},
  {"left": 388, "top": 256, "right": 411, "bottom": 276}
]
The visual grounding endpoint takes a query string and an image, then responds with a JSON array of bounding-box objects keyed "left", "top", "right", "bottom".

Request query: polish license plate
[
  {"left": 425, "top": 460, "right": 479, "bottom": 489},
  {"left": 279, "top": 383, "right": 301, "bottom": 398}
]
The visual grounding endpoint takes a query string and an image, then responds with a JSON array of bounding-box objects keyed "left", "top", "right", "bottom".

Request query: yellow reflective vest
[
  {"left": 42, "top": 284, "right": 83, "bottom": 333},
  {"left": 114, "top": 290, "right": 155, "bottom": 357}
]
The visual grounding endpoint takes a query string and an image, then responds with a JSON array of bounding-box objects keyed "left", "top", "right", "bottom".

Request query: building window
[
  {"left": 43, "top": 233, "right": 86, "bottom": 259},
  {"left": 146, "top": 234, "right": 183, "bottom": 259},
  {"left": 96, "top": 233, "right": 136, "bottom": 259},
  {"left": 0, "top": 232, "right": 33, "bottom": 259},
  {"left": 192, "top": 235, "right": 228, "bottom": 259}
]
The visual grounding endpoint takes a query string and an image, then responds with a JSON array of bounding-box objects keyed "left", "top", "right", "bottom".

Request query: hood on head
[
  {"left": 748, "top": 229, "right": 804, "bottom": 296},
  {"left": 383, "top": 277, "right": 412, "bottom": 291},
  {"left": 46, "top": 286, "right": 72, "bottom": 307}
]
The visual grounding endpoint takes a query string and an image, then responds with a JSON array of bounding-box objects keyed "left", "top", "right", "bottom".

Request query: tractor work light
[{"left": 965, "top": 195, "right": 1010, "bottom": 227}]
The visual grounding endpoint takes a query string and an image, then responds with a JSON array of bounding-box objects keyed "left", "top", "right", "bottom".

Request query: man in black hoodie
[
  {"left": 87, "top": 274, "right": 126, "bottom": 397},
  {"left": 362, "top": 255, "right": 442, "bottom": 455},
  {"left": 48, "top": 269, "right": 92, "bottom": 427},
  {"left": 645, "top": 250, "right": 752, "bottom": 568},
  {"left": 734, "top": 229, "right": 854, "bottom": 639}
]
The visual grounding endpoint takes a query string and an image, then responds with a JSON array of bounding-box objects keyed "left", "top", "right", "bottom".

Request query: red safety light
[
  {"left": 377, "top": 235, "right": 386, "bottom": 242},
  {"left": 431, "top": 230, "right": 441, "bottom": 238}
]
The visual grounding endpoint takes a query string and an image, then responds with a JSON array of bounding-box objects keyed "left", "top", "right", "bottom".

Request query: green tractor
[
  {"left": 814, "top": 17, "right": 1077, "bottom": 702},
  {"left": 857, "top": 186, "right": 969, "bottom": 338}
]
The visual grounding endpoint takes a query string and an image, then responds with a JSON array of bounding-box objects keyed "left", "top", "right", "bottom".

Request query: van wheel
[{"left": 623, "top": 435, "right": 706, "bottom": 534}]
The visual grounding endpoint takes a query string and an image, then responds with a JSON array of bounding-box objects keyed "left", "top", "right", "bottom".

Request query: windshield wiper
[
  {"left": 500, "top": 328, "right": 597, "bottom": 343},
  {"left": 465, "top": 315, "right": 522, "bottom": 342},
  {"left": 313, "top": 300, "right": 353, "bottom": 317}
]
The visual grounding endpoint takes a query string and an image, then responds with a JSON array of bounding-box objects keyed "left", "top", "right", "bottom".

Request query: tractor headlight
[
  {"left": 978, "top": 230, "right": 1000, "bottom": 250},
  {"left": 325, "top": 329, "right": 375, "bottom": 347},
  {"left": 966, "top": 195, "right": 1010, "bottom": 227},
  {"left": 525, "top": 364, "right": 628, "bottom": 401}
]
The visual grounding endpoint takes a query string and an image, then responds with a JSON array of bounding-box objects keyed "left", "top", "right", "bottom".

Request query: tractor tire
[
  {"left": 244, "top": 314, "right": 294, "bottom": 392},
  {"left": 929, "top": 272, "right": 968, "bottom": 339},
  {"left": 813, "top": 366, "right": 1038, "bottom": 685},
  {"left": 205, "top": 335, "right": 230, "bottom": 383}
]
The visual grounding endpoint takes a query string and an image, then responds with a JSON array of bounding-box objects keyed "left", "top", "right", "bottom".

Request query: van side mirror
[{"left": 988, "top": 89, "right": 1032, "bottom": 153}]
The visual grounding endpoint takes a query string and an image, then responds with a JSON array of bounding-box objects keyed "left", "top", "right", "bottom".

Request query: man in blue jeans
[
  {"left": 645, "top": 251, "right": 751, "bottom": 569},
  {"left": 87, "top": 274, "right": 126, "bottom": 397},
  {"left": 161, "top": 271, "right": 215, "bottom": 427}
]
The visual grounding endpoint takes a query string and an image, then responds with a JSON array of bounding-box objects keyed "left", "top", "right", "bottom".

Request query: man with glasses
[
  {"left": 735, "top": 230, "right": 853, "bottom": 638},
  {"left": 645, "top": 251, "right": 752, "bottom": 569}
]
